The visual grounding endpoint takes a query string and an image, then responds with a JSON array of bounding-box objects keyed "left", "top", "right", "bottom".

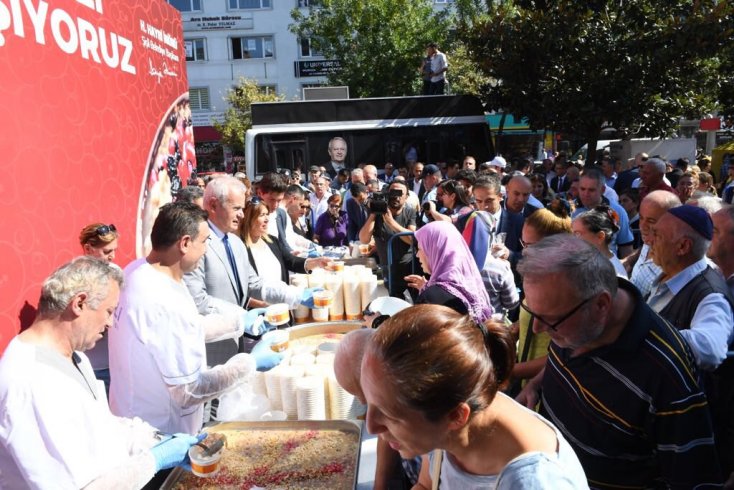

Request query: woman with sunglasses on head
[
  {"left": 239, "top": 200, "right": 329, "bottom": 309},
  {"left": 572, "top": 206, "right": 627, "bottom": 278},
  {"left": 78, "top": 222, "right": 120, "bottom": 395},
  {"left": 508, "top": 207, "right": 572, "bottom": 396},
  {"left": 79, "top": 223, "right": 119, "bottom": 264},
  {"left": 405, "top": 221, "right": 492, "bottom": 323},
  {"left": 313, "top": 193, "right": 348, "bottom": 247},
  {"left": 361, "top": 304, "right": 588, "bottom": 489},
  {"left": 424, "top": 180, "right": 474, "bottom": 232}
]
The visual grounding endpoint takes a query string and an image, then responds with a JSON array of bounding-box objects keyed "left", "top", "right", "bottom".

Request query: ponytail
[{"left": 477, "top": 319, "right": 516, "bottom": 390}]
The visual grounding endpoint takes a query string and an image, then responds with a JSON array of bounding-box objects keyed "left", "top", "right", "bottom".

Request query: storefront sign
[
  {"left": 184, "top": 14, "right": 253, "bottom": 31},
  {"left": 295, "top": 60, "right": 341, "bottom": 77}
]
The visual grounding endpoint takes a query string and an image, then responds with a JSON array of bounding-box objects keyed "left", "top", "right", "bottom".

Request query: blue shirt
[{"left": 647, "top": 258, "right": 734, "bottom": 370}]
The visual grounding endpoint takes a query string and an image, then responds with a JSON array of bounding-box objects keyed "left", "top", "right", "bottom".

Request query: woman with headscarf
[{"left": 405, "top": 221, "right": 492, "bottom": 323}]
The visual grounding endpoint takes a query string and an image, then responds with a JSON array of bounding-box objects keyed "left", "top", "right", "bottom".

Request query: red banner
[{"left": 0, "top": 0, "right": 193, "bottom": 352}]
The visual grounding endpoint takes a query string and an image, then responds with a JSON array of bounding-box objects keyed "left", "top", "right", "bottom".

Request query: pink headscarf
[{"left": 414, "top": 221, "right": 493, "bottom": 323}]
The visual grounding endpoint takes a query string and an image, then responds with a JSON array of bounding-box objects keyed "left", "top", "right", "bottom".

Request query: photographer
[
  {"left": 423, "top": 179, "right": 475, "bottom": 233},
  {"left": 359, "top": 180, "right": 417, "bottom": 299}
]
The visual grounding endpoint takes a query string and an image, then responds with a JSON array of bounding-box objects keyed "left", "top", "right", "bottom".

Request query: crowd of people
[{"left": 2, "top": 142, "right": 734, "bottom": 488}]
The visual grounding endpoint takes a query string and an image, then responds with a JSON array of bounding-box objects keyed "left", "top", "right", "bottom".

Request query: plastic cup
[
  {"left": 263, "top": 330, "right": 289, "bottom": 353},
  {"left": 188, "top": 445, "right": 223, "bottom": 478},
  {"left": 329, "top": 261, "right": 345, "bottom": 272},
  {"left": 313, "top": 289, "right": 334, "bottom": 308},
  {"left": 359, "top": 243, "right": 370, "bottom": 256},
  {"left": 265, "top": 303, "right": 290, "bottom": 326}
]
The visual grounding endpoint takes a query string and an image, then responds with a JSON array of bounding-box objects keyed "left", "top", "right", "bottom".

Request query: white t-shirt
[
  {"left": 0, "top": 338, "right": 157, "bottom": 489},
  {"left": 109, "top": 258, "right": 207, "bottom": 434},
  {"left": 430, "top": 51, "right": 448, "bottom": 82}
]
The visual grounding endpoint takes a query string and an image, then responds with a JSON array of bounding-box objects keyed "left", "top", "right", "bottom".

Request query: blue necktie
[{"left": 222, "top": 234, "right": 243, "bottom": 304}]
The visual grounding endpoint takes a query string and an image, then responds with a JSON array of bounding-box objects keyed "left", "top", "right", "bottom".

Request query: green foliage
[
  {"left": 460, "top": 0, "right": 734, "bottom": 154},
  {"left": 290, "top": 0, "right": 453, "bottom": 97},
  {"left": 213, "top": 77, "right": 283, "bottom": 152}
]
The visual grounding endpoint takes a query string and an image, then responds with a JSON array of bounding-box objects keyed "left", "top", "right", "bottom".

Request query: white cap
[{"left": 489, "top": 156, "right": 507, "bottom": 168}]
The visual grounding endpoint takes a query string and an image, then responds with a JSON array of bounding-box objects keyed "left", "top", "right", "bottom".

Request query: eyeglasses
[
  {"left": 96, "top": 224, "right": 117, "bottom": 236},
  {"left": 300, "top": 205, "right": 311, "bottom": 210},
  {"left": 328, "top": 204, "right": 341, "bottom": 209},
  {"left": 518, "top": 238, "right": 536, "bottom": 249},
  {"left": 519, "top": 296, "right": 593, "bottom": 331}
]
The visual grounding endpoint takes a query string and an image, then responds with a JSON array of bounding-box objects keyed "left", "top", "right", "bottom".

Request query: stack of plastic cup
[
  {"left": 343, "top": 267, "right": 362, "bottom": 321},
  {"left": 291, "top": 273, "right": 310, "bottom": 323},
  {"left": 296, "top": 376, "right": 327, "bottom": 420},
  {"left": 278, "top": 365, "right": 305, "bottom": 420}
]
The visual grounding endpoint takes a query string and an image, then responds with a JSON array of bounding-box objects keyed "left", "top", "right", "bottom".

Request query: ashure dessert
[
  {"left": 188, "top": 433, "right": 227, "bottom": 477},
  {"left": 265, "top": 303, "right": 290, "bottom": 326},
  {"left": 174, "top": 427, "right": 360, "bottom": 489}
]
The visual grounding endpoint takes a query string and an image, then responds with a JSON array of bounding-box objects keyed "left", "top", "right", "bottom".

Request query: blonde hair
[{"left": 524, "top": 208, "right": 572, "bottom": 237}]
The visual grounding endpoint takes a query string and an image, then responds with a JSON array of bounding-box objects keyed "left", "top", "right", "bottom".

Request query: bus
[{"left": 244, "top": 95, "right": 495, "bottom": 178}]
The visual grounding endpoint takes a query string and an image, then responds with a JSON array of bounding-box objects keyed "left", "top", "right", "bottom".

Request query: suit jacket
[
  {"left": 324, "top": 161, "right": 349, "bottom": 179},
  {"left": 550, "top": 175, "right": 572, "bottom": 193},
  {"left": 408, "top": 179, "right": 426, "bottom": 201},
  {"left": 496, "top": 208, "right": 524, "bottom": 254},
  {"left": 246, "top": 235, "right": 307, "bottom": 284},
  {"left": 275, "top": 207, "right": 292, "bottom": 254},
  {"left": 614, "top": 168, "right": 639, "bottom": 194},
  {"left": 184, "top": 221, "right": 299, "bottom": 365},
  {"left": 346, "top": 198, "right": 368, "bottom": 242}
]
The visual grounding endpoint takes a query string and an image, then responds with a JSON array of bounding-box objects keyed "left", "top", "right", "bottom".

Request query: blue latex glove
[
  {"left": 151, "top": 432, "right": 206, "bottom": 472},
  {"left": 252, "top": 337, "right": 285, "bottom": 371},
  {"left": 242, "top": 308, "right": 272, "bottom": 336},
  {"left": 307, "top": 243, "right": 321, "bottom": 258},
  {"left": 300, "top": 287, "right": 325, "bottom": 308}
]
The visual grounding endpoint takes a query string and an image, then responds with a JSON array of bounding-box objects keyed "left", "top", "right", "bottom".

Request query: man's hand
[{"left": 515, "top": 368, "right": 544, "bottom": 409}]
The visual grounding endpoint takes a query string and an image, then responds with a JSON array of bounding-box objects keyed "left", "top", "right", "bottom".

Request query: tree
[
  {"left": 460, "top": 0, "right": 734, "bottom": 159},
  {"left": 290, "top": 0, "right": 452, "bottom": 98},
  {"left": 213, "top": 77, "right": 283, "bottom": 154}
]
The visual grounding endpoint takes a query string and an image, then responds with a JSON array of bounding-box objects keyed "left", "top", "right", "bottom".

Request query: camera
[
  {"left": 422, "top": 201, "right": 432, "bottom": 212},
  {"left": 368, "top": 188, "right": 403, "bottom": 214}
]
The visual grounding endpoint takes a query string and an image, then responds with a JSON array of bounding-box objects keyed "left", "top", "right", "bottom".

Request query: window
[
  {"left": 299, "top": 38, "right": 322, "bottom": 58},
  {"left": 229, "top": 0, "right": 271, "bottom": 9},
  {"left": 259, "top": 85, "right": 277, "bottom": 96},
  {"left": 169, "top": 0, "right": 201, "bottom": 12},
  {"left": 297, "top": 0, "right": 320, "bottom": 6},
  {"left": 232, "top": 36, "right": 274, "bottom": 60},
  {"left": 185, "top": 39, "right": 206, "bottom": 62},
  {"left": 189, "top": 87, "right": 210, "bottom": 111}
]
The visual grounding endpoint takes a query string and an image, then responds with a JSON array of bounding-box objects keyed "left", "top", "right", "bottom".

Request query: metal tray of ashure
[
  {"left": 286, "top": 321, "right": 363, "bottom": 340},
  {"left": 162, "top": 420, "right": 363, "bottom": 489}
]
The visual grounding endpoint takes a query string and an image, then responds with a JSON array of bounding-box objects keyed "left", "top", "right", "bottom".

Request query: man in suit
[
  {"left": 550, "top": 160, "right": 572, "bottom": 193},
  {"left": 408, "top": 162, "right": 425, "bottom": 200},
  {"left": 257, "top": 172, "right": 291, "bottom": 253},
  {"left": 504, "top": 175, "right": 541, "bottom": 218},
  {"left": 346, "top": 182, "right": 369, "bottom": 242},
  {"left": 323, "top": 137, "right": 349, "bottom": 179},
  {"left": 184, "top": 176, "right": 315, "bottom": 365},
  {"left": 614, "top": 152, "right": 647, "bottom": 194}
]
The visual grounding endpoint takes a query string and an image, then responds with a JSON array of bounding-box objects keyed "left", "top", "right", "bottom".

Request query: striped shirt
[{"left": 540, "top": 279, "right": 722, "bottom": 489}]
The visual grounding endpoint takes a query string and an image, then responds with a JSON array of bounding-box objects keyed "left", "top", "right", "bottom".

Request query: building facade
[{"left": 169, "top": 0, "right": 453, "bottom": 172}]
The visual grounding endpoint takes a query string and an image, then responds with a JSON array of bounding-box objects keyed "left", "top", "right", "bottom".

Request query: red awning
[{"left": 193, "top": 125, "right": 222, "bottom": 142}]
